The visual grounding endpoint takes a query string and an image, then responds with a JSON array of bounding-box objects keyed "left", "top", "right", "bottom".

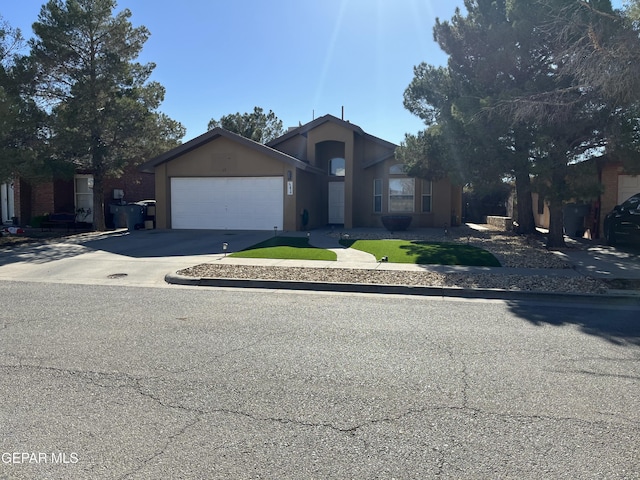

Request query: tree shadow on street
[{"left": 507, "top": 300, "right": 640, "bottom": 347}]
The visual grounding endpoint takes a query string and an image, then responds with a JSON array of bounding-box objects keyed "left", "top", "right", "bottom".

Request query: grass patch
[
  {"left": 339, "top": 239, "right": 501, "bottom": 266},
  {"left": 231, "top": 236, "right": 337, "bottom": 261}
]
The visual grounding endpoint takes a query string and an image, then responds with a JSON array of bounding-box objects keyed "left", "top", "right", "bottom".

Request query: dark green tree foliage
[
  {"left": 0, "top": 18, "right": 45, "bottom": 182},
  {"left": 29, "top": 0, "right": 184, "bottom": 230},
  {"left": 208, "top": 107, "right": 284, "bottom": 144},
  {"left": 501, "top": 0, "right": 637, "bottom": 247},
  {"left": 401, "top": 0, "right": 636, "bottom": 247},
  {"left": 400, "top": 1, "right": 538, "bottom": 234}
]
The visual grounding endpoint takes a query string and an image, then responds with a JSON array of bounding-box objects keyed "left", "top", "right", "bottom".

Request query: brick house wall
[{"left": 13, "top": 166, "right": 155, "bottom": 228}]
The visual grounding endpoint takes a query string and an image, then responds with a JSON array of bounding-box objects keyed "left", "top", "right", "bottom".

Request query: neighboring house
[
  {"left": 7, "top": 166, "right": 154, "bottom": 228},
  {"left": 140, "top": 114, "right": 462, "bottom": 231},
  {"left": 532, "top": 157, "right": 640, "bottom": 239}
]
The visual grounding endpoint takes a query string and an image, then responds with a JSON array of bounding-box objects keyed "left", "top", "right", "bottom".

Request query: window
[
  {"left": 329, "top": 157, "right": 345, "bottom": 176},
  {"left": 421, "top": 180, "right": 432, "bottom": 213},
  {"left": 389, "top": 164, "right": 406, "bottom": 175},
  {"left": 537, "top": 195, "right": 545, "bottom": 215},
  {"left": 373, "top": 179, "right": 382, "bottom": 213},
  {"left": 389, "top": 178, "right": 414, "bottom": 212}
]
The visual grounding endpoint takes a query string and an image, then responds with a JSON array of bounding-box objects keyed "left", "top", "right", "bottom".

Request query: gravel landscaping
[{"left": 177, "top": 226, "right": 613, "bottom": 294}]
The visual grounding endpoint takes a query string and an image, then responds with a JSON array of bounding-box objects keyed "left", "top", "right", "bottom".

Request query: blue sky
[{"left": 1, "top": 0, "right": 626, "bottom": 145}]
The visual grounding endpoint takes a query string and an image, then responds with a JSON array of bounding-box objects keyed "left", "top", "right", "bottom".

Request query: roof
[
  {"left": 267, "top": 114, "right": 399, "bottom": 157},
  {"left": 139, "top": 127, "right": 324, "bottom": 174}
]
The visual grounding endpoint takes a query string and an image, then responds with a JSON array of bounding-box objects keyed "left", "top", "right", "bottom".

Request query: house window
[
  {"left": 422, "top": 180, "right": 432, "bottom": 213},
  {"left": 389, "top": 164, "right": 406, "bottom": 175},
  {"left": 329, "top": 157, "right": 345, "bottom": 176},
  {"left": 389, "top": 178, "right": 414, "bottom": 212},
  {"left": 373, "top": 179, "right": 382, "bottom": 213}
]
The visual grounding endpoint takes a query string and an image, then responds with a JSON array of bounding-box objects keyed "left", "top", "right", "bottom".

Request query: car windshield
[{"left": 621, "top": 195, "right": 640, "bottom": 210}]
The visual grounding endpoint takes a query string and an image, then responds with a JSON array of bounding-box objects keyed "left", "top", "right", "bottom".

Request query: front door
[
  {"left": 328, "top": 182, "right": 345, "bottom": 224},
  {"left": 1, "top": 183, "right": 15, "bottom": 224},
  {"left": 74, "top": 175, "right": 94, "bottom": 223}
]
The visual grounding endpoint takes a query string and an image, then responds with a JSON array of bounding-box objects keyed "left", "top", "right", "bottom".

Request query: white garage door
[
  {"left": 618, "top": 175, "right": 640, "bottom": 204},
  {"left": 171, "top": 177, "right": 283, "bottom": 230}
]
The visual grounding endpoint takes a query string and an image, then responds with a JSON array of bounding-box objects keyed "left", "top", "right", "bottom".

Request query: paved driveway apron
[{"left": 0, "top": 230, "right": 274, "bottom": 287}]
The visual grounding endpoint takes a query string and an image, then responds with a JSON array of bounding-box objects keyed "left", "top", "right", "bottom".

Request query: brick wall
[
  {"left": 30, "top": 181, "right": 55, "bottom": 218},
  {"left": 16, "top": 167, "right": 155, "bottom": 227},
  {"left": 104, "top": 170, "right": 155, "bottom": 204}
]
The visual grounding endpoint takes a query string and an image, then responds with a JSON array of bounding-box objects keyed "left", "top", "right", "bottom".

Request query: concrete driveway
[
  {"left": 1, "top": 227, "right": 640, "bottom": 289},
  {"left": 0, "top": 229, "right": 274, "bottom": 287}
]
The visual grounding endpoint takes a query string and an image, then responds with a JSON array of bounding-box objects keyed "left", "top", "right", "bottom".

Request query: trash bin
[
  {"left": 563, "top": 203, "right": 590, "bottom": 237},
  {"left": 110, "top": 203, "right": 145, "bottom": 230},
  {"left": 110, "top": 204, "right": 127, "bottom": 229},
  {"left": 124, "top": 203, "right": 146, "bottom": 230}
]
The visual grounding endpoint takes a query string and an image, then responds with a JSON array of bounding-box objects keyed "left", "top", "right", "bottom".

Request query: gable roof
[
  {"left": 267, "top": 114, "right": 398, "bottom": 154},
  {"left": 139, "top": 127, "right": 324, "bottom": 174}
]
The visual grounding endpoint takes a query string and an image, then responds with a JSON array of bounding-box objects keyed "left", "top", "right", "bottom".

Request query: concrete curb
[{"left": 164, "top": 273, "right": 640, "bottom": 305}]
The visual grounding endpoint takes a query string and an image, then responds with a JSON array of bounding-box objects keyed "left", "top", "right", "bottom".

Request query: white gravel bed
[
  {"left": 177, "top": 264, "right": 606, "bottom": 294},
  {"left": 176, "top": 227, "right": 614, "bottom": 294}
]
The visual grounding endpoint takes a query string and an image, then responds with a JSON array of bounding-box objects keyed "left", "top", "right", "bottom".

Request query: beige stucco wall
[
  {"left": 153, "top": 120, "right": 462, "bottom": 232},
  {"left": 307, "top": 123, "right": 356, "bottom": 227},
  {"left": 154, "top": 136, "right": 298, "bottom": 230},
  {"left": 353, "top": 156, "right": 460, "bottom": 228}
]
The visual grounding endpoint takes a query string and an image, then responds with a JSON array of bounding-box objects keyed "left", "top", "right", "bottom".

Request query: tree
[
  {"left": 208, "top": 107, "right": 284, "bottom": 144},
  {"left": 0, "top": 17, "right": 44, "bottom": 183},
  {"left": 28, "top": 0, "right": 184, "bottom": 231},
  {"left": 498, "top": 0, "right": 639, "bottom": 247},
  {"left": 400, "top": 1, "right": 538, "bottom": 234},
  {"left": 402, "top": 0, "right": 636, "bottom": 248}
]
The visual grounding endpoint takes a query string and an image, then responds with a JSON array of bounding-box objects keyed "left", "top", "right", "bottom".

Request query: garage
[
  {"left": 618, "top": 175, "right": 640, "bottom": 204},
  {"left": 170, "top": 177, "right": 283, "bottom": 230}
]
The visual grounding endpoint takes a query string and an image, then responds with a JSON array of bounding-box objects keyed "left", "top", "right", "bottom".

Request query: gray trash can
[
  {"left": 110, "top": 204, "right": 145, "bottom": 230},
  {"left": 124, "top": 203, "right": 146, "bottom": 230},
  {"left": 563, "top": 203, "right": 590, "bottom": 237},
  {"left": 110, "top": 204, "right": 127, "bottom": 229}
]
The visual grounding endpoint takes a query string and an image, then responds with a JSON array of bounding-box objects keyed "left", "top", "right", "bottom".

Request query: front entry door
[
  {"left": 328, "top": 182, "right": 345, "bottom": 224},
  {"left": 1, "top": 183, "right": 15, "bottom": 224}
]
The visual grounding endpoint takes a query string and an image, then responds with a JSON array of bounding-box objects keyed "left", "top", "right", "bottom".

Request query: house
[
  {"left": 4, "top": 166, "right": 154, "bottom": 228},
  {"left": 531, "top": 156, "right": 640, "bottom": 239},
  {"left": 140, "top": 114, "right": 462, "bottom": 231}
]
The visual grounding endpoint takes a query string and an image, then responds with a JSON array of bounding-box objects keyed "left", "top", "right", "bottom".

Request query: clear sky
[{"left": 0, "top": 0, "right": 626, "bottom": 145}]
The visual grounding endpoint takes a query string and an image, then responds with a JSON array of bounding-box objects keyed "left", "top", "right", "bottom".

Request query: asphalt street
[{"left": 0, "top": 282, "right": 638, "bottom": 479}]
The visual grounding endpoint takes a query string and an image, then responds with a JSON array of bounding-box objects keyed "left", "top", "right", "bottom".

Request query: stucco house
[
  {"left": 531, "top": 156, "right": 640, "bottom": 239},
  {"left": 141, "top": 114, "right": 462, "bottom": 231}
]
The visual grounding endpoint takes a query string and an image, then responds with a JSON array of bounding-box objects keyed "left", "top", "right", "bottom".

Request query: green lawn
[
  {"left": 339, "top": 239, "right": 501, "bottom": 266},
  {"left": 230, "top": 236, "right": 337, "bottom": 261}
]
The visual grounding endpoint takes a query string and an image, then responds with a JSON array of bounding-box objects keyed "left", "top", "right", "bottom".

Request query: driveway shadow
[
  {"left": 0, "top": 230, "right": 275, "bottom": 267},
  {"left": 507, "top": 300, "right": 640, "bottom": 347}
]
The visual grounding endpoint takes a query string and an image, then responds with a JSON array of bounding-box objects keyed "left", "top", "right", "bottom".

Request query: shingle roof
[
  {"left": 139, "top": 127, "right": 324, "bottom": 174},
  {"left": 267, "top": 114, "right": 398, "bottom": 153}
]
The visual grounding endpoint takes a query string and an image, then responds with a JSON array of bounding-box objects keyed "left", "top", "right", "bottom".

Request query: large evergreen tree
[
  {"left": 0, "top": 17, "right": 44, "bottom": 183},
  {"left": 28, "top": 0, "right": 184, "bottom": 230},
  {"left": 208, "top": 107, "right": 284, "bottom": 144},
  {"left": 401, "top": 0, "right": 637, "bottom": 248},
  {"left": 400, "top": 1, "right": 538, "bottom": 234}
]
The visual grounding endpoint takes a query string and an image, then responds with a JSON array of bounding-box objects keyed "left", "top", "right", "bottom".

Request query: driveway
[
  {"left": 0, "top": 229, "right": 274, "bottom": 287},
  {"left": 1, "top": 228, "right": 640, "bottom": 289}
]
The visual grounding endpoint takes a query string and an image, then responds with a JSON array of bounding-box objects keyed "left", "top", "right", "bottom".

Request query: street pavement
[
  {"left": 0, "top": 282, "right": 638, "bottom": 479},
  {"left": 0, "top": 227, "right": 639, "bottom": 297}
]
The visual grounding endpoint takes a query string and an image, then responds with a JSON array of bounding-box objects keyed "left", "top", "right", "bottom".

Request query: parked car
[{"left": 603, "top": 193, "right": 640, "bottom": 246}]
